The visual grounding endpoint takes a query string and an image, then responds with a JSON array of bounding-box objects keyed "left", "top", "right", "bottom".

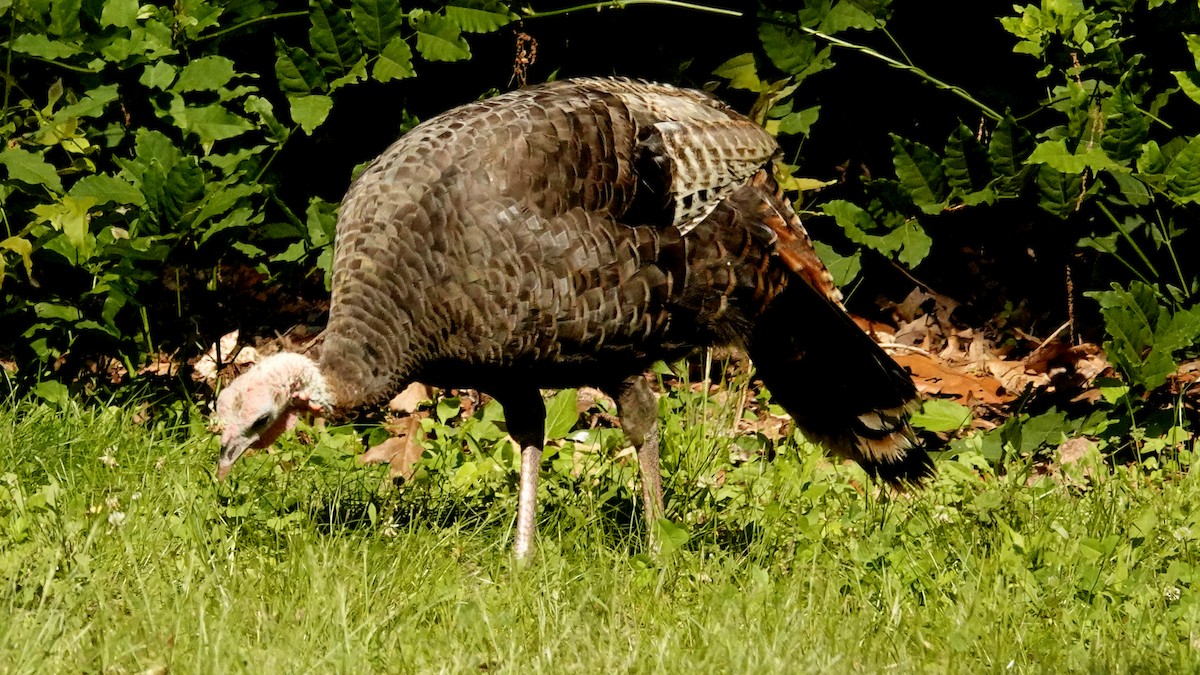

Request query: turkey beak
[{"left": 217, "top": 437, "right": 252, "bottom": 481}]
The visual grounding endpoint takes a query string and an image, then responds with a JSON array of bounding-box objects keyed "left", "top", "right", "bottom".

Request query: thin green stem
[
  {"left": 521, "top": 0, "right": 742, "bottom": 20},
  {"left": 12, "top": 54, "right": 97, "bottom": 74},
  {"left": 1097, "top": 202, "right": 1159, "bottom": 280},
  {"left": 194, "top": 10, "right": 309, "bottom": 42},
  {"left": 793, "top": 24, "right": 1003, "bottom": 122},
  {"left": 3, "top": 11, "right": 13, "bottom": 127},
  {"left": 1153, "top": 207, "right": 1188, "bottom": 296}
]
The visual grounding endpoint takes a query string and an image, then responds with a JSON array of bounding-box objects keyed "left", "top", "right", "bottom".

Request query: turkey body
[{"left": 315, "top": 77, "right": 930, "bottom": 554}]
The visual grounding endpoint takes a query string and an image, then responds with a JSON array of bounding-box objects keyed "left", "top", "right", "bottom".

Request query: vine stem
[
  {"left": 521, "top": 0, "right": 741, "bottom": 19},
  {"left": 195, "top": 11, "right": 309, "bottom": 42},
  {"left": 522, "top": 1, "right": 1001, "bottom": 121}
]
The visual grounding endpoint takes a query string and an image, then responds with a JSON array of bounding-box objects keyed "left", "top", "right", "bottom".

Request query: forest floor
[{"left": 3, "top": 393, "right": 1200, "bottom": 674}]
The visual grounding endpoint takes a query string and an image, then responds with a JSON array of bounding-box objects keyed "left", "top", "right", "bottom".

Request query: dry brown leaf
[
  {"left": 388, "top": 382, "right": 431, "bottom": 413},
  {"left": 359, "top": 415, "right": 425, "bottom": 481},
  {"left": 893, "top": 352, "right": 1013, "bottom": 405},
  {"left": 1057, "top": 437, "right": 1095, "bottom": 465},
  {"left": 193, "top": 330, "right": 257, "bottom": 385}
]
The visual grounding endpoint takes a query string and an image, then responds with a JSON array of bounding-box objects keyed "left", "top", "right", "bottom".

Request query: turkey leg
[
  {"left": 608, "top": 376, "right": 665, "bottom": 550},
  {"left": 493, "top": 387, "right": 547, "bottom": 560}
]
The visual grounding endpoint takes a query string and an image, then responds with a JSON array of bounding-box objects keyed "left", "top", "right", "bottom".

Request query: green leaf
[
  {"left": 1101, "top": 86, "right": 1148, "bottom": 161},
  {"left": 372, "top": 36, "right": 415, "bottom": 82},
  {"left": 100, "top": 0, "right": 138, "bottom": 28},
  {"left": 712, "top": 53, "right": 763, "bottom": 92},
  {"left": 653, "top": 518, "right": 690, "bottom": 555},
  {"left": 31, "top": 196, "right": 96, "bottom": 261},
  {"left": 1088, "top": 281, "right": 1200, "bottom": 390},
  {"left": 414, "top": 13, "right": 471, "bottom": 62},
  {"left": 776, "top": 105, "right": 820, "bottom": 136},
  {"left": 758, "top": 23, "right": 833, "bottom": 83},
  {"left": 172, "top": 102, "right": 255, "bottom": 145},
  {"left": 1035, "top": 164, "right": 1082, "bottom": 217},
  {"left": 820, "top": 2, "right": 882, "bottom": 32},
  {"left": 1173, "top": 71, "right": 1200, "bottom": 106},
  {"left": 944, "top": 123, "right": 992, "bottom": 193},
  {"left": 1186, "top": 34, "right": 1200, "bottom": 70},
  {"left": 8, "top": 33, "right": 82, "bottom": 59},
  {"left": 305, "top": 197, "right": 337, "bottom": 248},
  {"left": 891, "top": 134, "right": 948, "bottom": 214},
  {"left": 444, "top": 1, "right": 512, "bottom": 33},
  {"left": 140, "top": 62, "right": 177, "bottom": 90},
  {"left": 289, "top": 94, "right": 334, "bottom": 135},
  {"left": 310, "top": 0, "right": 363, "bottom": 76},
  {"left": 351, "top": 0, "right": 403, "bottom": 50},
  {"left": 0, "top": 148, "right": 64, "bottom": 193},
  {"left": 50, "top": 0, "right": 81, "bottom": 37},
  {"left": 911, "top": 399, "right": 972, "bottom": 432},
  {"left": 544, "top": 389, "right": 579, "bottom": 440},
  {"left": 812, "top": 241, "right": 861, "bottom": 288},
  {"left": 275, "top": 40, "right": 329, "bottom": 96},
  {"left": 1026, "top": 139, "right": 1121, "bottom": 174},
  {"left": 0, "top": 236, "right": 34, "bottom": 288},
  {"left": 32, "top": 381, "right": 69, "bottom": 408},
  {"left": 885, "top": 219, "right": 932, "bottom": 267},
  {"left": 988, "top": 115, "right": 1032, "bottom": 178},
  {"left": 1166, "top": 136, "right": 1200, "bottom": 201},
  {"left": 173, "top": 56, "right": 237, "bottom": 93},
  {"left": 68, "top": 174, "right": 145, "bottom": 206}
]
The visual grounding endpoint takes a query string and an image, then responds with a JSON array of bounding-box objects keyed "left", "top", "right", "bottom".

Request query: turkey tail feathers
[{"left": 746, "top": 175, "right": 934, "bottom": 486}]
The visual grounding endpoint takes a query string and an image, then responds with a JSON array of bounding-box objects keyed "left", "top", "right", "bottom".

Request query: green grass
[{"left": 3, "top": 395, "right": 1200, "bottom": 673}]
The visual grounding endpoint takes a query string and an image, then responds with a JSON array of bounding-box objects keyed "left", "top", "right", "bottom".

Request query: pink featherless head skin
[{"left": 212, "top": 353, "right": 331, "bottom": 480}]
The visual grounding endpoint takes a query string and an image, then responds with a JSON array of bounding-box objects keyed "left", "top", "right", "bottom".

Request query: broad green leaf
[
  {"left": 1026, "top": 139, "right": 1120, "bottom": 174},
  {"left": 305, "top": 197, "right": 337, "bottom": 248},
  {"left": 352, "top": 0, "right": 403, "bottom": 50},
  {"left": 140, "top": 62, "right": 177, "bottom": 90},
  {"left": 1187, "top": 34, "right": 1200, "bottom": 70},
  {"left": 172, "top": 103, "right": 255, "bottom": 145},
  {"left": 944, "top": 123, "right": 991, "bottom": 193},
  {"left": 891, "top": 134, "right": 948, "bottom": 214},
  {"left": 414, "top": 13, "right": 471, "bottom": 62},
  {"left": 758, "top": 23, "right": 833, "bottom": 83},
  {"left": 1137, "top": 140, "right": 1166, "bottom": 175},
  {"left": 445, "top": 2, "right": 513, "bottom": 33},
  {"left": 776, "top": 105, "right": 820, "bottom": 136},
  {"left": 819, "top": 1, "right": 881, "bottom": 33},
  {"left": 289, "top": 94, "right": 334, "bottom": 134},
  {"left": 712, "top": 53, "right": 763, "bottom": 92},
  {"left": 50, "top": 0, "right": 81, "bottom": 37},
  {"left": 544, "top": 389, "right": 579, "bottom": 440},
  {"left": 1166, "top": 135, "right": 1200, "bottom": 201},
  {"left": 54, "top": 84, "right": 119, "bottom": 120},
  {"left": 0, "top": 148, "right": 64, "bottom": 193},
  {"left": 653, "top": 518, "right": 690, "bottom": 555},
  {"left": 193, "top": 183, "right": 259, "bottom": 228},
  {"left": 884, "top": 219, "right": 932, "bottom": 267},
  {"left": 812, "top": 241, "right": 861, "bottom": 288},
  {"left": 100, "top": 0, "right": 138, "bottom": 28},
  {"left": 0, "top": 236, "right": 33, "bottom": 288},
  {"left": 32, "top": 381, "right": 70, "bottom": 408},
  {"left": 68, "top": 173, "right": 145, "bottom": 206},
  {"left": 310, "top": 0, "right": 363, "bottom": 76},
  {"left": 1110, "top": 171, "right": 1150, "bottom": 207},
  {"left": 1101, "top": 86, "right": 1148, "bottom": 162},
  {"left": 328, "top": 55, "right": 368, "bottom": 90},
  {"left": 9, "top": 33, "right": 82, "bottom": 59},
  {"left": 372, "top": 36, "right": 415, "bottom": 82},
  {"left": 1088, "top": 281, "right": 1200, "bottom": 390},
  {"left": 911, "top": 399, "right": 973, "bottom": 432},
  {"left": 988, "top": 115, "right": 1032, "bottom": 177},
  {"left": 1172, "top": 71, "right": 1200, "bottom": 106},
  {"left": 173, "top": 56, "right": 237, "bottom": 93},
  {"left": 1035, "top": 164, "right": 1083, "bottom": 217},
  {"left": 275, "top": 40, "right": 329, "bottom": 96},
  {"left": 32, "top": 196, "right": 96, "bottom": 260}
]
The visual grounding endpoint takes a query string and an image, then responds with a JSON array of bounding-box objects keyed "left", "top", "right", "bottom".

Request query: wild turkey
[{"left": 213, "top": 77, "right": 931, "bottom": 558}]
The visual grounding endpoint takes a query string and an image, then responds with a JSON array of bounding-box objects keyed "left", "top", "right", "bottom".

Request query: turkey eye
[{"left": 252, "top": 414, "right": 271, "bottom": 430}]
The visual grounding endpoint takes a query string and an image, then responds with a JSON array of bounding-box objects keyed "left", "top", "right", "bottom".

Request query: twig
[
  {"left": 521, "top": 0, "right": 742, "bottom": 19},
  {"left": 876, "top": 342, "right": 932, "bottom": 357}
]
